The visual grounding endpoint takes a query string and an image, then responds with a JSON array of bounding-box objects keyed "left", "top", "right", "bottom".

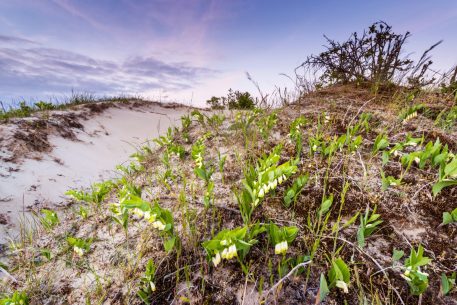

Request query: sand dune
[{"left": 0, "top": 101, "right": 189, "bottom": 244}]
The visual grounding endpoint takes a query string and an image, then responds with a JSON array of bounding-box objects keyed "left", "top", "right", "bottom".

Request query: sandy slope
[{"left": 0, "top": 102, "right": 189, "bottom": 244}]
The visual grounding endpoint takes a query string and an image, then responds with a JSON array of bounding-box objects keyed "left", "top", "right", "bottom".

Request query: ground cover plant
[
  {"left": 0, "top": 93, "right": 143, "bottom": 121},
  {"left": 1, "top": 22, "right": 456, "bottom": 305}
]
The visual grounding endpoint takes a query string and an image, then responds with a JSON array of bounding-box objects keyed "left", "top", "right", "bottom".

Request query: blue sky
[{"left": 0, "top": 0, "right": 456, "bottom": 106}]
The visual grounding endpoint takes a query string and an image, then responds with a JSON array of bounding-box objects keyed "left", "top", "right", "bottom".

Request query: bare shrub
[{"left": 298, "top": 21, "right": 441, "bottom": 90}]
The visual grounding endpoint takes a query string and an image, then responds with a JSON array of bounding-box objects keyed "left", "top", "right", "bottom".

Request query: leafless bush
[{"left": 298, "top": 21, "right": 442, "bottom": 89}]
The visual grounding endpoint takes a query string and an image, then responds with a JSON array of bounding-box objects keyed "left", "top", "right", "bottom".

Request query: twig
[
  {"left": 262, "top": 261, "right": 312, "bottom": 303},
  {"left": 170, "top": 285, "right": 195, "bottom": 305},
  {"left": 347, "top": 98, "right": 375, "bottom": 127},
  {"left": 0, "top": 267, "right": 18, "bottom": 283},
  {"left": 323, "top": 236, "right": 406, "bottom": 305},
  {"left": 241, "top": 272, "right": 249, "bottom": 305}
]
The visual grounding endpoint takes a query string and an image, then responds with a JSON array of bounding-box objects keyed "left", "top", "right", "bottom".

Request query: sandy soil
[{"left": 0, "top": 102, "right": 189, "bottom": 244}]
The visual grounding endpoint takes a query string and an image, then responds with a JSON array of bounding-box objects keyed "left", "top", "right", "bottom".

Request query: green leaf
[
  {"left": 357, "top": 225, "right": 365, "bottom": 248},
  {"left": 318, "top": 273, "right": 329, "bottom": 303},
  {"left": 441, "top": 273, "right": 451, "bottom": 295},
  {"left": 443, "top": 212, "right": 454, "bottom": 225},
  {"left": 163, "top": 236, "right": 176, "bottom": 252},
  {"left": 335, "top": 258, "right": 350, "bottom": 283},
  {"left": 318, "top": 194, "right": 333, "bottom": 216},
  {"left": 382, "top": 151, "right": 390, "bottom": 165},
  {"left": 432, "top": 180, "right": 457, "bottom": 196},
  {"left": 444, "top": 158, "right": 457, "bottom": 177},
  {"left": 392, "top": 249, "right": 404, "bottom": 263},
  {"left": 336, "top": 212, "right": 359, "bottom": 233}
]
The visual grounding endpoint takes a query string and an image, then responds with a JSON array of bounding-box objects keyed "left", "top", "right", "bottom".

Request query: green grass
[{"left": 0, "top": 92, "right": 143, "bottom": 121}]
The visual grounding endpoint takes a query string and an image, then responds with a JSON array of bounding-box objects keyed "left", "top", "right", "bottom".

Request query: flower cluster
[
  {"left": 274, "top": 240, "right": 288, "bottom": 255},
  {"left": 152, "top": 220, "right": 166, "bottom": 231},
  {"left": 336, "top": 280, "right": 349, "bottom": 293},
  {"left": 255, "top": 174, "right": 286, "bottom": 202},
  {"left": 67, "top": 237, "right": 92, "bottom": 258},
  {"left": 132, "top": 207, "right": 155, "bottom": 222},
  {"left": 251, "top": 164, "right": 293, "bottom": 207},
  {"left": 73, "top": 246, "right": 85, "bottom": 257},
  {"left": 212, "top": 241, "right": 237, "bottom": 267},
  {"left": 194, "top": 152, "right": 203, "bottom": 168},
  {"left": 402, "top": 111, "right": 418, "bottom": 123},
  {"left": 191, "top": 139, "right": 205, "bottom": 169}
]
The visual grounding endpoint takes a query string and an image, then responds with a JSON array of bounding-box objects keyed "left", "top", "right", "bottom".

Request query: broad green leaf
[
  {"left": 442, "top": 212, "right": 454, "bottom": 225},
  {"left": 318, "top": 273, "right": 329, "bottom": 303},
  {"left": 444, "top": 158, "right": 457, "bottom": 177},
  {"left": 357, "top": 225, "right": 365, "bottom": 248},
  {"left": 392, "top": 249, "right": 404, "bottom": 262},
  {"left": 441, "top": 273, "right": 451, "bottom": 296},
  {"left": 432, "top": 180, "right": 457, "bottom": 196},
  {"left": 318, "top": 194, "right": 333, "bottom": 216}
]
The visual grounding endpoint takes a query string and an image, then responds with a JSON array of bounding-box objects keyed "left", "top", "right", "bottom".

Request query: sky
[{"left": 0, "top": 0, "right": 456, "bottom": 107}]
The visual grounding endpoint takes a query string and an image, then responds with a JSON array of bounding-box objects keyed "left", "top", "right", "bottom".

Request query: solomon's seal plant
[
  {"left": 288, "top": 116, "right": 307, "bottom": 158},
  {"left": 67, "top": 236, "right": 93, "bottom": 257},
  {"left": 121, "top": 197, "right": 177, "bottom": 252},
  {"left": 442, "top": 207, "right": 457, "bottom": 225},
  {"left": 192, "top": 137, "right": 216, "bottom": 207},
  {"left": 266, "top": 223, "right": 299, "bottom": 255},
  {"left": 283, "top": 173, "right": 309, "bottom": 208},
  {"left": 256, "top": 110, "right": 277, "bottom": 140},
  {"left": 357, "top": 205, "right": 383, "bottom": 248},
  {"left": 0, "top": 291, "right": 29, "bottom": 305},
  {"left": 65, "top": 180, "right": 115, "bottom": 206},
  {"left": 319, "top": 257, "right": 351, "bottom": 298},
  {"left": 38, "top": 209, "right": 59, "bottom": 230},
  {"left": 235, "top": 145, "right": 297, "bottom": 223},
  {"left": 400, "top": 244, "right": 432, "bottom": 295},
  {"left": 372, "top": 133, "right": 389, "bottom": 154},
  {"left": 380, "top": 171, "right": 402, "bottom": 190},
  {"left": 191, "top": 138, "right": 205, "bottom": 169},
  {"left": 433, "top": 156, "right": 457, "bottom": 196},
  {"left": 441, "top": 272, "right": 456, "bottom": 296},
  {"left": 399, "top": 104, "right": 424, "bottom": 123},
  {"left": 137, "top": 259, "right": 157, "bottom": 304},
  {"left": 202, "top": 226, "right": 262, "bottom": 267}
]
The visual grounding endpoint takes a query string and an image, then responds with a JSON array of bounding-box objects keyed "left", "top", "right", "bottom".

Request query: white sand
[{"left": 0, "top": 103, "right": 189, "bottom": 243}]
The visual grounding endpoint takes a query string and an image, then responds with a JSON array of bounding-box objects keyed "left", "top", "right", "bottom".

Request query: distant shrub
[
  {"left": 206, "top": 96, "right": 224, "bottom": 109},
  {"left": 34, "top": 101, "right": 55, "bottom": 111},
  {"left": 440, "top": 66, "right": 457, "bottom": 97},
  {"left": 206, "top": 89, "right": 255, "bottom": 110}
]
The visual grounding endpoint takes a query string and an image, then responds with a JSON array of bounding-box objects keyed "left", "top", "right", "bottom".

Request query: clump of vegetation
[
  {"left": 206, "top": 88, "right": 255, "bottom": 109},
  {"left": 298, "top": 21, "right": 441, "bottom": 91},
  {"left": 0, "top": 92, "right": 143, "bottom": 121}
]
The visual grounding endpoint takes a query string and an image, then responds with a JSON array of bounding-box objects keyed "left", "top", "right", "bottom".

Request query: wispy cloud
[
  {"left": 0, "top": 34, "right": 37, "bottom": 44},
  {"left": 0, "top": 35, "right": 216, "bottom": 101}
]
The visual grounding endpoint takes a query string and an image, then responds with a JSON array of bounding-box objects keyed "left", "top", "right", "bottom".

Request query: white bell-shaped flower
[
  {"left": 221, "top": 247, "right": 229, "bottom": 259},
  {"left": 74, "top": 246, "right": 84, "bottom": 257},
  {"left": 258, "top": 187, "right": 265, "bottom": 198},
  {"left": 212, "top": 252, "right": 221, "bottom": 267},
  {"left": 150, "top": 281, "right": 156, "bottom": 292},
  {"left": 336, "top": 280, "right": 349, "bottom": 293}
]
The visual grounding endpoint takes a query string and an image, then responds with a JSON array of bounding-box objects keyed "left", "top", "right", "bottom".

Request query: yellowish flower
[
  {"left": 150, "top": 281, "right": 156, "bottom": 292},
  {"left": 152, "top": 220, "right": 166, "bottom": 231},
  {"left": 212, "top": 252, "right": 221, "bottom": 267},
  {"left": 274, "top": 241, "right": 288, "bottom": 255},
  {"left": 74, "top": 246, "right": 84, "bottom": 256},
  {"left": 336, "top": 280, "right": 349, "bottom": 293}
]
